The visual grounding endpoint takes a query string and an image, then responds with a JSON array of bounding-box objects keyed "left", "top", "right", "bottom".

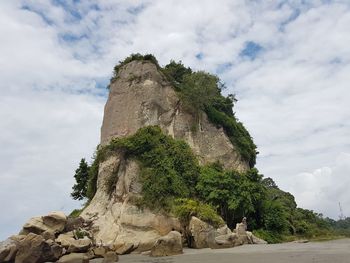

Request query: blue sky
[{"left": 0, "top": 0, "right": 350, "bottom": 240}]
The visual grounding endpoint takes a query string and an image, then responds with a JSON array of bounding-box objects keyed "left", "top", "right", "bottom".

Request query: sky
[{"left": 0, "top": 0, "right": 349, "bottom": 240}]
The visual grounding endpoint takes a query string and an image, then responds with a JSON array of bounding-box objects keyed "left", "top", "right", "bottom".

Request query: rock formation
[
  {"left": 0, "top": 57, "right": 265, "bottom": 262},
  {"left": 80, "top": 60, "right": 250, "bottom": 250}
]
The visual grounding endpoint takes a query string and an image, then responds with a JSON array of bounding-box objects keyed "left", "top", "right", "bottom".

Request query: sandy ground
[{"left": 112, "top": 239, "right": 350, "bottom": 263}]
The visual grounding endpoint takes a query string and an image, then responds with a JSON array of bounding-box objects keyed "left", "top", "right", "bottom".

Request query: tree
[{"left": 71, "top": 158, "right": 90, "bottom": 200}]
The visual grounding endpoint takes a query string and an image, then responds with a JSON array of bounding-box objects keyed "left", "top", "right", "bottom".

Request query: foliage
[
  {"left": 71, "top": 158, "right": 89, "bottom": 200},
  {"left": 161, "top": 60, "right": 192, "bottom": 88},
  {"left": 162, "top": 60, "right": 257, "bottom": 167},
  {"left": 172, "top": 198, "right": 224, "bottom": 228},
  {"left": 111, "top": 53, "right": 159, "bottom": 83},
  {"left": 253, "top": 229, "right": 284, "bottom": 244},
  {"left": 69, "top": 208, "right": 83, "bottom": 218},
  {"left": 86, "top": 151, "right": 100, "bottom": 200},
  {"left": 196, "top": 163, "right": 265, "bottom": 227},
  {"left": 96, "top": 126, "right": 200, "bottom": 210}
]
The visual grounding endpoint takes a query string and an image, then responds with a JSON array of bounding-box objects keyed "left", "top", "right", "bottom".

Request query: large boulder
[
  {"left": 188, "top": 216, "right": 215, "bottom": 248},
  {"left": 56, "top": 233, "right": 92, "bottom": 253},
  {"left": 211, "top": 233, "right": 238, "bottom": 249},
  {"left": 150, "top": 231, "right": 182, "bottom": 257},
  {"left": 20, "top": 211, "right": 67, "bottom": 235},
  {"left": 0, "top": 238, "right": 18, "bottom": 262},
  {"left": 246, "top": 231, "right": 267, "bottom": 244},
  {"left": 14, "top": 233, "right": 62, "bottom": 263}
]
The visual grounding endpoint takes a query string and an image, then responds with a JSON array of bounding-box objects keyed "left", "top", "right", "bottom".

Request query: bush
[
  {"left": 111, "top": 53, "right": 159, "bottom": 82},
  {"left": 253, "top": 229, "right": 284, "bottom": 244},
  {"left": 172, "top": 198, "right": 224, "bottom": 227},
  {"left": 90, "top": 126, "right": 200, "bottom": 210}
]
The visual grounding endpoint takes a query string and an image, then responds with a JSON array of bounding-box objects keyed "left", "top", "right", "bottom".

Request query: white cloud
[{"left": 0, "top": 0, "right": 349, "bottom": 240}]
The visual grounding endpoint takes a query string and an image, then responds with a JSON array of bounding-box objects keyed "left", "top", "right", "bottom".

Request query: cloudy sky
[{"left": 0, "top": 0, "right": 349, "bottom": 240}]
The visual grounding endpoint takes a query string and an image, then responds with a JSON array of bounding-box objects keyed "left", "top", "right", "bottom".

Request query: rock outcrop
[
  {"left": 101, "top": 60, "right": 248, "bottom": 171},
  {"left": 150, "top": 231, "right": 183, "bottom": 257},
  {"left": 81, "top": 60, "right": 250, "bottom": 248}
]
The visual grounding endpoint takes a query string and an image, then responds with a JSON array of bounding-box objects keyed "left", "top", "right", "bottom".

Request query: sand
[{"left": 114, "top": 238, "right": 350, "bottom": 263}]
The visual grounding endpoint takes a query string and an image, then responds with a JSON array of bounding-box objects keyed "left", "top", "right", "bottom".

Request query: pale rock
[
  {"left": 114, "top": 243, "right": 134, "bottom": 255},
  {"left": 188, "top": 216, "right": 215, "bottom": 248},
  {"left": 211, "top": 233, "right": 238, "bottom": 249},
  {"left": 20, "top": 211, "right": 67, "bottom": 235},
  {"left": 150, "top": 231, "right": 183, "bottom": 257},
  {"left": 102, "top": 251, "right": 118, "bottom": 263},
  {"left": 246, "top": 231, "right": 267, "bottom": 244},
  {"left": 56, "top": 233, "right": 92, "bottom": 253},
  {"left": 57, "top": 253, "right": 89, "bottom": 263}
]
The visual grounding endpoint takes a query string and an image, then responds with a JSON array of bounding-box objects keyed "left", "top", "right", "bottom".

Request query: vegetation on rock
[{"left": 110, "top": 54, "right": 257, "bottom": 166}]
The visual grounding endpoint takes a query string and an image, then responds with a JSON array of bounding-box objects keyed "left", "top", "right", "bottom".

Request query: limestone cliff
[{"left": 81, "top": 60, "right": 250, "bottom": 249}]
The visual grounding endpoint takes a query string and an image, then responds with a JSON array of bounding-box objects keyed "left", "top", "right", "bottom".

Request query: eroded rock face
[
  {"left": 188, "top": 216, "right": 215, "bottom": 249},
  {"left": 0, "top": 238, "right": 18, "bottom": 262},
  {"left": 101, "top": 60, "right": 248, "bottom": 172},
  {"left": 150, "top": 231, "right": 183, "bottom": 257},
  {"left": 15, "top": 233, "right": 62, "bottom": 263},
  {"left": 81, "top": 154, "right": 181, "bottom": 249}
]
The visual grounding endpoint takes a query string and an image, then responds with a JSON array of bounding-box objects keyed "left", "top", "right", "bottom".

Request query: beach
[{"left": 115, "top": 239, "right": 350, "bottom": 263}]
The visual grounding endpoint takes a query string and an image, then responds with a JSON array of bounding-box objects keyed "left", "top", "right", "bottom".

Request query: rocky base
[{"left": 0, "top": 212, "right": 266, "bottom": 263}]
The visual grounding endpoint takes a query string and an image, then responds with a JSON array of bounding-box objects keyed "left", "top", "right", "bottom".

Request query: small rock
[
  {"left": 57, "top": 253, "right": 89, "bottom": 263},
  {"left": 115, "top": 243, "right": 134, "bottom": 255},
  {"left": 150, "top": 231, "right": 183, "bottom": 257},
  {"left": 102, "top": 251, "right": 118, "bottom": 263},
  {"left": 92, "top": 246, "right": 107, "bottom": 258}
]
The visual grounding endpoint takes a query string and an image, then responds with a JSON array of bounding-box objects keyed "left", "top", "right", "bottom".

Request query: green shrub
[
  {"left": 90, "top": 126, "right": 200, "bottom": 210},
  {"left": 253, "top": 229, "right": 284, "bottom": 244},
  {"left": 69, "top": 209, "right": 83, "bottom": 218},
  {"left": 172, "top": 198, "right": 224, "bottom": 227},
  {"left": 111, "top": 53, "right": 159, "bottom": 82}
]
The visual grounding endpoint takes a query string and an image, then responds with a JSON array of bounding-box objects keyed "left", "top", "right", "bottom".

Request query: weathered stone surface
[
  {"left": 92, "top": 246, "right": 107, "bottom": 258},
  {"left": 56, "top": 233, "right": 92, "bottom": 253},
  {"left": 0, "top": 238, "right": 18, "bottom": 262},
  {"left": 150, "top": 231, "right": 183, "bottom": 257},
  {"left": 15, "top": 233, "right": 62, "bottom": 263},
  {"left": 188, "top": 216, "right": 215, "bottom": 248},
  {"left": 42, "top": 230, "right": 56, "bottom": 240},
  {"left": 246, "top": 231, "right": 267, "bottom": 244},
  {"left": 211, "top": 233, "right": 238, "bottom": 249},
  {"left": 42, "top": 211, "right": 67, "bottom": 233},
  {"left": 102, "top": 251, "right": 118, "bottom": 263},
  {"left": 20, "top": 211, "right": 67, "bottom": 235},
  {"left": 101, "top": 60, "right": 248, "bottom": 171},
  {"left": 65, "top": 217, "right": 85, "bottom": 232},
  {"left": 115, "top": 243, "right": 134, "bottom": 255},
  {"left": 57, "top": 253, "right": 89, "bottom": 263}
]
